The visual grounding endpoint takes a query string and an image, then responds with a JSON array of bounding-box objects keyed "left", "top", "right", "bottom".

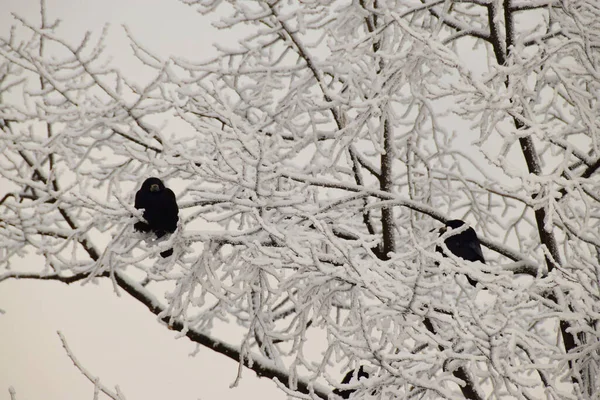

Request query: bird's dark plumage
[
  {"left": 134, "top": 177, "right": 179, "bottom": 258},
  {"left": 436, "top": 219, "right": 485, "bottom": 286},
  {"left": 333, "top": 366, "right": 369, "bottom": 399}
]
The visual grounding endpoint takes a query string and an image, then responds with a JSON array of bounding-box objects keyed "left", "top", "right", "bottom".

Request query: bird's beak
[{"left": 150, "top": 184, "right": 160, "bottom": 192}]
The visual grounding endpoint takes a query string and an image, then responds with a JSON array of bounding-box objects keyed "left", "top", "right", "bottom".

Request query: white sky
[{"left": 0, "top": 0, "right": 286, "bottom": 399}]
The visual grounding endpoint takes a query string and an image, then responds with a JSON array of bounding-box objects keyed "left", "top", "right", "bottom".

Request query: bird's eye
[{"left": 150, "top": 184, "right": 160, "bottom": 192}]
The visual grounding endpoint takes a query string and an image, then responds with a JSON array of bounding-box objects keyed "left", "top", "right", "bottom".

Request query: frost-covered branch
[
  {"left": 2, "top": 0, "right": 600, "bottom": 398},
  {"left": 59, "top": 332, "right": 128, "bottom": 400}
]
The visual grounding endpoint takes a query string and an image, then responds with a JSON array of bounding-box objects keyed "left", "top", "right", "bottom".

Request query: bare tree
[{"left": 1, "top": 0, "right": 600, "bottom": 398}]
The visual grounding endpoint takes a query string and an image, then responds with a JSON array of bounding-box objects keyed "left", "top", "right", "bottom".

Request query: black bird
[
  {"left": 134, "top": 177, "right": 179, "bottom": 258},
  {"left": 333, "top": 366, "right": 369, "bottom": 399},
  {"left": 436, "top": 219, "right": 485, "bottom": 287}
]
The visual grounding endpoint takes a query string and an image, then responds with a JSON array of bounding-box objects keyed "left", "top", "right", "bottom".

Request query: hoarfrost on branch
[{"left": 1, "top": 0, "right": 600, "bottom": 398}]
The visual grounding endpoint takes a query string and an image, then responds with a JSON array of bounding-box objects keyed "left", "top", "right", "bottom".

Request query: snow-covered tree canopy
[{"left": 1, "top": 0, "right": 599, "bottom": 398}]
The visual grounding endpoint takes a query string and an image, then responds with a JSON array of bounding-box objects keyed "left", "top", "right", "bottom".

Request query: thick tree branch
[
  {"left": 422, "top": 318, "right": 484, "bottom": 400},
  {"left": 500, "top": 0, "right": 576, "bottom": 383},
  {"left": 379, "top": 118, "right": 396, "bottom": 259}
]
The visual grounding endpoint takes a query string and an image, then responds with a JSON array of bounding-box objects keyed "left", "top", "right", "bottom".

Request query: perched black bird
[
  {"left": 333, "top": 366, "right": 369, "bottom": 399},
  {"left": 134, "top": 177, "right": 179, "bottom": 258},
  {"left": 436, "top": 219, "right": 485, "bottom": 287}
]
